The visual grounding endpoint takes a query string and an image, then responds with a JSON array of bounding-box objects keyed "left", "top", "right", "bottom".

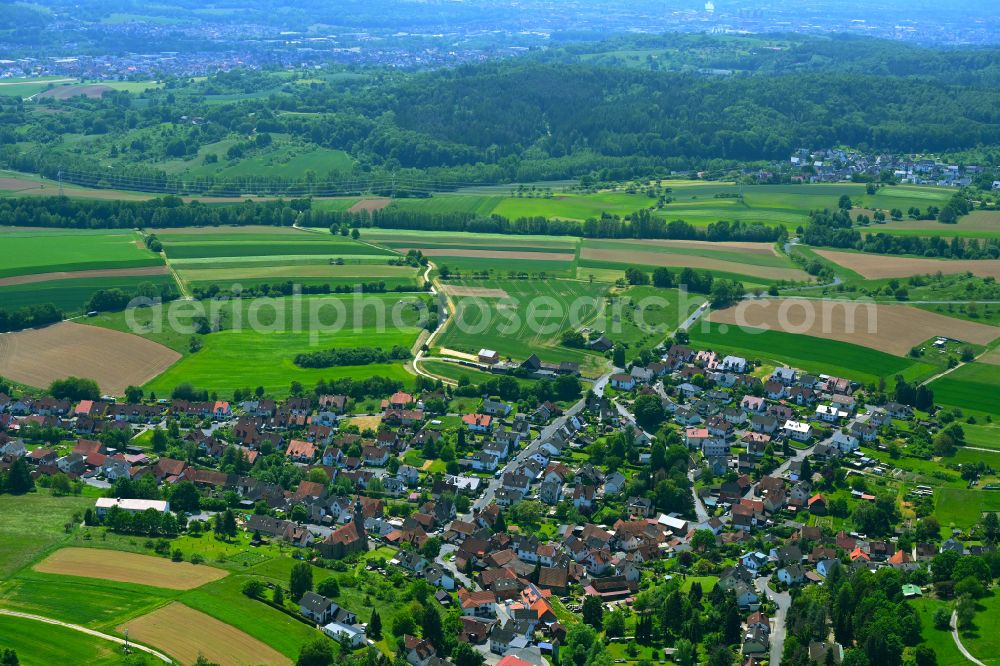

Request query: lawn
[
  {"left": 929, "top": 363, "right": 1000, "bottom": 417},
  {"left": 0, "top": 229, "right": 162, "bottom": 278},
  {"left": 909, "top": 598, "right": 968, "bottom": 666},
  {"left": 689, "top": 322, "right": 933, "bottom": 385},
  {"left": 0, "top": 492, "right": 94, "bottom": 579},
  {"left": 0, "top": 613, "right": 126, "bottom": 666},
  {"left": 87, "top": 293, "right": 426, "bottom": 397},
  {"left": 934, "top": 487, "right": 1000, "bottom": 533},
  {"left": 961, "top": 591, "right": 1000, "bottom": 665},
  {"left": 435, "top": 278, "right": 610, "bottom": 375},
  {"left": 0, "top": 274, "right": 177, "bottom": 313}
]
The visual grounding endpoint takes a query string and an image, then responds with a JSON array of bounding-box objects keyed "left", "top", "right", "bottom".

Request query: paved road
[
  {"left": 950, "top": 610, "right": 987, "bottom": 666},
  {"left": 470, "top": 370, "right": 615, "bottom": 515},
  {"left": 755, "top": 577, "right": 790, "bottom": 666},
  {"left": 436, "top": 543, "right": 474, "bottom": 590},
  {"left": 0, "top": 609, "right": 173, "bottom": 663}
]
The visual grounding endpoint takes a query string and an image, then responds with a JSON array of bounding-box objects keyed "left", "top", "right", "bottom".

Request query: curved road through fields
[
  {"left": 0, "top": 609, "right": 173, "bottom": 663},
  {"left": 950, "top": 610, "right": 987, "bottom": 666}
]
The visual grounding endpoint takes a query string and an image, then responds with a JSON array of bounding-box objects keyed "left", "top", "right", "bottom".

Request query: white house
[
  {"left": 610, "top": 373, "right": 636, "bottom": 390},
  {"left": 783, "top": 420, "right": 812, "bottom": 442},
  {"left": 323, "top": 622, "right": 366, "bottom": 648},
  {"left": 832, "top": 431, "right": 859, "bottom": 453},
  {"left": 721, "top": 355, "right": 747, "bottom": 372}
]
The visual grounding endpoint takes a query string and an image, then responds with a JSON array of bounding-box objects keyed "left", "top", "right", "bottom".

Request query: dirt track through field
[
  {"left": 0, "top": 321, "right": 180, "bottom": 394},
  {"left": 403, "top": 248, "right": 575, "bottom": 262},
  {"left": 34, "top": 548, "right": 227, "bottom": 590},
  {"left": 581, "top": 248, "right": 807, "bottom": 281},
  {"left": 708, "top": 299, "right": 1000, "bottom": 356},
  {"left": 0, "top": 265, "right": 168, "bottom": 287},
  {"left": 119, "top": 603, "right": 291, "bottom": 666},
  {"left": 814, "top": 249, "right": 1000, "bottom": 280},
  {"left": 348, "top": 197, "right": 391, "bottom": 213}
]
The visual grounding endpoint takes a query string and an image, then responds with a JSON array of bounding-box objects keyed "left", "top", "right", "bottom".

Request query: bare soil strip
[
  {"left": 0, "top": 265, "right": 168, "bottom": 287},
  {"left": 440, "top": 285, "right": 511, "bottom": 298},
  {"left": 606, "top": 239, "right": 779, "bottom": 255},
  {"left": 403, "top": 248, "right": 575, "bottom": 262},
  {"left": 582, "top": 248, "right": 808, "bottom": 281},
  {"left": 0, "top": 321, "right": 180, "bottom": 395},
  {"left": 119, "top": 603, "right": 291, "bottom": 666},
  {"left": 814, "top": 249, "right": 1000, "bottom": 280},
  {"left": 34, "top": 548, "right": 226, "bottom": 590},
  {"left": 347, "top": 197, "right": 391, "bottom": 213},
  {"left": 708, "top": 299, "right": 1000, "bottom": 356},
  {"left": 438, "top": 347, "right": 481, "bottom": 362}
]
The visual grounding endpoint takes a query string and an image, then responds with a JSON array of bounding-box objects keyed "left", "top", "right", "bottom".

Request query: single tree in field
[{"left": 290, "top": 561, "right": 314, "bottom": 602}]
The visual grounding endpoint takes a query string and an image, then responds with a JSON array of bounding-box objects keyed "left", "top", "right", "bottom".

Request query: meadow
[
  {"left": 933, "top": 487, "right": 1000, "bottom": 532},
  {"left": 929, "top": 362, "right": 1000, "bottom": 417},
  {"left": 0, "top": 613, "right": 126, "bottom": 666},
  {"left": 87, "top": 293, "right": 426, "bottom": 396},
  {"left": 910, "top": 598, "right": 969, "bottom": 666},
  {"left": 688, "top": 322, "right": 934, "bottom": 385},
  {"left": 159, "top": 229, "right": 393, "bottom": 259},
  {"left": 435, "top": 278, "right": 610, "bottom": 375},
  {"left": 0, "top": 492, "right": 93, "bottom": 579},
  {"left": 595, "top": 285, "right": 701, "bottom": 360},
  {"left": 0, "top": 229, "right": 162, "bottom": 279},
  {"left": 871, "top": 209, "right": 1000, "bottom": 239},
  {"left": 0, "top": 273, "right": 177, "bottom": 313}
]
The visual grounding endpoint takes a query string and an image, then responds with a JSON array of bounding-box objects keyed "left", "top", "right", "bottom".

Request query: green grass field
[
  {"left": 910, "top": 598, "right": 969, "bottom": 666},
  {"left": 595, "top": 286, "right": 701, "bottom": 360},
  {"left": 436, "top": 278, "right": 610, "bottom": 375},
  {"left": 161, "top": 231, "right": 393, "bottom": 260},
  {"left": 688, "top": 322, "right": 934, "bottom": 385},
  {"left": 0, "top": 230, "right": 162, "bottom": 278},
  {"left": 0, "top": 613, "right": 126, "bottom": 666},
  {"left": 0, "top": 493, "right": 94, "bottom": 579},
  {"left": 0, "top": 274, "right": 177, "bottom": 313},
  {"left": 934, "top": 487, "right": 1000, "bottom": 532},
  {"left": 87, "top": 293, "right": 425, "bottom": 397},
  {"left": 959, "top": 591, "right": 1000, "bottom": 665},
  {"left": 929, "top": 363, "right": 1000, "bottom": 417}
]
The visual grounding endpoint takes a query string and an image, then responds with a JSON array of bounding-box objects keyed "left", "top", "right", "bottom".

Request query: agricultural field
[
  {"left": 872, "top": 209, "right": 1000, "bottom": 239},
  {"left": 0, "top": 273, "right": 176, "bottom": 314},
  {"left": 814, "top": 248, "right": 1000, "bottom": 280},
  {"left": 33, "top": 548, "right": 227, "bottom": 590},
  {"left": 579, "top": 238, "right": 808, "bottom": 284},
  {"left": 363, "top": 227, "right": 579, "bottom": 277},
  {"left": 0, "top": 493, "right": 93, "bottom": 579},
  {"left": 435, "top": 278, "right": 611, "bottom": 375},
  {"left": 0, "top": 321, "right": 181, "bottom": 395},
  {"left": 688, "top": 322, "right": 934, "bottom": 385},
  {"left": 157, "top": 226, "right": 419, "bottom": 291},
  {"left": 120, "top": 602, "right": 292, "bottom": 666},
  {"left": 929, "top": 362, "right": 1000, "bottom": 417},
  {"left": 0, "top": 228, "right": 162, "bottom": 279},
  {"left": 706, "top": 299, "right": 999, "bottom": 356},
  {"left": 86, "top": 293, "right": 426, "bottom": 396}
]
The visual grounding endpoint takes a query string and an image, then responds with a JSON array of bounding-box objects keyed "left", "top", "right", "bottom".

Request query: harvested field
[
  {"left": 119, "top": 602, "right": 291, "bottom": 666},
  {"left": 406, "top": 248, "right": 575, "bottom": 262},
  {"left": 34, "top": 548, "right": 227, "bottom": 590},
  {"left": 36, "top": 84, "right": 113, "bottom": 100},
  {"left": 348, "top": 197, "right": 391, "bottom": 213},
  {"left": 0, "top": 321, "right": 180, "bottom": 394},
  {"left": 0, "top": 177, "right": 46, "bottom": 193},
  {"left": 609, "top": 238, "right": 780, "bottom": 255},
  {"left": 440, "top": 285, "right": 511, "bottom": 298},
  {"left": 0, "top": 265, "right": 169, "bottom": 287},
  {"left": 438, "top": 348, "right": 481, "bottom": 362},
  {"left": 708, "top": 299, "right": 1000, "bottom": 356},
  {"left": 814, "top": 249, "right": 1000, "bottom": 280},
  {"left": 581, "top": 247, "right": 807, "bottom": 281}
]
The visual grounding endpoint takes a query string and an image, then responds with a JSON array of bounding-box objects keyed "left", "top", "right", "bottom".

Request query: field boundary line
[{"left": 0, "top": 609, "right": 173, "bottom": 663}]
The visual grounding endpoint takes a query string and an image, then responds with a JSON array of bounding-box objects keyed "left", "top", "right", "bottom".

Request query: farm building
[{"left": 95, "top": 497, "right": 170, "bottom": 518}]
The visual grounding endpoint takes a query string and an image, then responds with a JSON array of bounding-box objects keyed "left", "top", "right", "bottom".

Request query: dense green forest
[{"left": 3, "top": 34, "right": 1000, "bottom": 193}]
